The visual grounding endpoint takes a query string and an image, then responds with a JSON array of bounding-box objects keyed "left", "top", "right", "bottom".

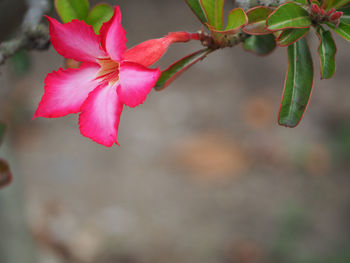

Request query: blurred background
[{"left": 1, "top": 0, "right": 350, "bottom": 263}]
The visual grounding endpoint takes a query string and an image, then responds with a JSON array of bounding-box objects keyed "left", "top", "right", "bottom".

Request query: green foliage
[
  {"left": 279, "top": 38, "right": 314, "bottom": 127},
  {"left": 55, "top": 0, "right": 90, "bottom": 23},
  {"left": 267, "top": 2, "right": 311, "bottom": 31},
  {"left": 155, "top": 49, "right": 211, "bottom": 91},
  {"left": 86, "top": 4, "right": 114, "bottom": 34},
  {"left": 224, "top": 8, "right": 248, "bottom": 33},
  {"left": 200, "top": 0, "right": 225, "bottom": 29},
  {"left": 277, "top": 28, "right": 309, "bottom": 46},
  {"left": 185, "top": 0, "right": 208, "bottom": 26},
  {"left": 339, "top": 5, "right": 350, "bottom": 23},
  {"left": 243, "top": 6, "right": 273, "bottom": 35},
  {"left": 327, "top": 22, "right": 350, "bottom": 41},
  {"left": 316, "top": 27, "right": 337, "bottom": 79},
  {"left": 51, "top": 0, "right": 350, "bottom": 128},
  {"left": 55, "top": 0, "right": 113, "bottom": 34},
  {"left": 243, "top": 34, "right": 276, "bottom": 55},
  {"left": 209, "top": 8, "right": 248, "bottom": 34},
  {"left": 324, "top": 0, "right": 350, "bottom": 10}
]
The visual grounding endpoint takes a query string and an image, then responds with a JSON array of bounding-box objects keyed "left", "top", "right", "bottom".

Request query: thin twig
[{"left": 0, "top": 0, "right": 51, "bottom": 66}]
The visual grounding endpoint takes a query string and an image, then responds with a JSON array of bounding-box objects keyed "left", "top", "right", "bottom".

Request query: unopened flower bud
[
  {"left": 330, "top": 11, "right": 343, "bottom": 20},
  {"left": 311, "top": 3, "right": 320, "bottom": 13},
  {"left": 326, "top": 8, "right": 336, "bottom": 16}
]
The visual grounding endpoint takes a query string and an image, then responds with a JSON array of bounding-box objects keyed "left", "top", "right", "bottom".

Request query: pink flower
[{"left": 34, "top": 6, "right": 197, "bottom": 147}]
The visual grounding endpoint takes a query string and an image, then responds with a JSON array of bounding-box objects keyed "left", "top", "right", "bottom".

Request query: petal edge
[
  {"left": 47, "top": 16, "right": 106, "bottom": 63},
  {"left": 118, "top": 61, "right": 161, "bottom": 107},
  {"left": 79, "top": 84, "right": 123, "bottom": 147},
  {"left": 99, "top": 6, "right": 127, "bottom": 62},
  {"left": 34, "top": 63, "right": 100, "bottom": 119}
]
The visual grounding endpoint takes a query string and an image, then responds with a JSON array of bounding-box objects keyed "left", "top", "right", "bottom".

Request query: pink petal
[
  {"left": 124, "top": 32, "right": 196, "bottom": 67},
  {"left": 34, "top": 63, "right": 100, "bottom": 118},
  {"left": 118, "top": 61, "right": 161, "bottom": 107},
  {"left": 79, "top": 84, "right": 123, "bottom": 147},
  {"left": 99, "top": 6, "right": 127, "bottom": 62},
  {"left": 47, "top": 17, "right": 107, "bottom": 63}
]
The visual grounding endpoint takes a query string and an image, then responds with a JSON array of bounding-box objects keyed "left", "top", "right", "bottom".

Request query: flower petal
[
  {"left": 99, "top": 6, "right": 127, "bottom": 62},
  {"left": 34, "top": 63, "right": 100, "bottom": 118},
  {"left": 47, "top": 16, "right": 107, "bottom": 63},
  {"left": 79, "top": 83, "right": 123, "bottom": 147},
  {"left": 118, "top": 61, "right": 161, "bottom": 107},
  {"left": 124, "top": 32, "right": 196, "bottom": 67}
]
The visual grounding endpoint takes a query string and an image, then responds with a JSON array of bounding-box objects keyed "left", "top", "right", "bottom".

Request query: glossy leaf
[
  {"left": 0, "top": 159, "right": 12, "bottom": 190},
  {"left": 267, "top": 2, "right": 311, "bottom": 31},
  {"left": 243, "top": 6, "right": 273, "bottom": 35},
  {"left": 316, "top": 27, "right": 337, "bottom": 79},
  {"left": 0, "top": 122, "right": 5, "bottom": 146},
  {"left": 185, "top": 0, "right": 208, "bottom": 25},
  {"left": 243, "top": 34, "right": 276, "bottom": 55},
  {"left": 279, "top": 38, "right": 314, "bottom": 127},
  {"left": 339, "top": 5, "right": 350, "bottom": 24},
  {"left": 277, "top": 28, "right": 309, "bottom": 46},
  {"left": 327, "top": 22, "right": 350, "bottom": 41},
  {"left": 225, "top": 8, "right": 248, "bottom": 32},
  {"left": 155, "top": 49, "right": 211, "bottom": 91},
  {"left": 208, "top": 8, "right": 248, "bottom": 34},
  {"left": 324, "top": 0, "right": 350, "bottom": 9},
  {"left": 200, "top": 0, "right": 225, "bottom": 30},
  {"left": 55, "top": 0, "right": 90, "bottom": 23},
  {"left": 86, "top": 4, "right": 114, "bottom": 34}
]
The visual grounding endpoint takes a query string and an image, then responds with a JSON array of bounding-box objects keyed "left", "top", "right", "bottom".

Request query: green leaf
[
  {"left": 225, "top": 8, "right": 248, "bottom": 32},
  {"left": 55, "top": 0, "right": 90, "bottom": 23},
  {"left": 279, "top": 37, "right": 314, "bottom": 127},
  {"left": 267, "top": 2, "right": 311, "bottom": 31},
  {"left": 200, "top": 0, "right": 225, "bottom": 30},
  {"left": 243, "top": 34, "right": 276, "bottom": 55},
  {"left": 185, "top": 0, "right": 208, "bottom": 25},
  {"left": 324, "top": 0, "right": 350, "bottom": 9},
  {"left": 243, "top": 6, "right": 273, "bottom": 35},
  {"left": 86, "top": 4, "right": 114, "bottom": 34},
  {"left": 277, "top": 28, "right": 309, "bottom": 46},
  {"left": 0, "top": 122, "right": 6, "bottom": 146},
  {"left": 155, "top": 49, "right": 211, "bottom": 91},
  {"left": 316, "top": 27, "right": 337, "bottom": 79},
  {"left": 327, "top": 22, "right": 350, "bottom": 41},
  {"left": 208, "top": 8, "right": 248, "bottom": 34},
  {"left": 339, "top": 5, "right": 350, "bottom": 24}
]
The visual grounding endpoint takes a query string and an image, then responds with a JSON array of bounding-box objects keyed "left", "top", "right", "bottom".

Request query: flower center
[{"left": 97, "top": 58, "right": 120, "bottom": 85}]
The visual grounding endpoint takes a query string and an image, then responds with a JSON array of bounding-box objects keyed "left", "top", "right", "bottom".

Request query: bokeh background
[{"left": 1, "top": 0, "right": 350, "bottom": 263}]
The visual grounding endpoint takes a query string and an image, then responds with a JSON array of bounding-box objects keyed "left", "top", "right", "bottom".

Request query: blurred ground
[{"left": 1, "top": 0, "right": 350, "bottom": 263}]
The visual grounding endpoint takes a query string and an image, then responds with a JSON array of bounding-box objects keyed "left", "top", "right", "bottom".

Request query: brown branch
[{"left": 0, "top": 0, "right": 51, "bottom": 66}]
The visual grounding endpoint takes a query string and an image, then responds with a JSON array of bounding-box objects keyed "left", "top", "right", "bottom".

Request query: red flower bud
[
  {"left": 330, "top": 11, "right": 343, "bottom": 20},
  {"left": 326, "top": 8, "right": 335, "bottom": 16},
  {"left": 311, "top": 3, "right": 320, "bottom": 14},
  {"left": 320, "top": 8, "right": 326, "bottom": 15}
]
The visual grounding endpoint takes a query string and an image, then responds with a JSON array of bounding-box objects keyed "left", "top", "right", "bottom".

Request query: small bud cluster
[{"left": 310, "top": 3, "right": 343, "bottom": 26}]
